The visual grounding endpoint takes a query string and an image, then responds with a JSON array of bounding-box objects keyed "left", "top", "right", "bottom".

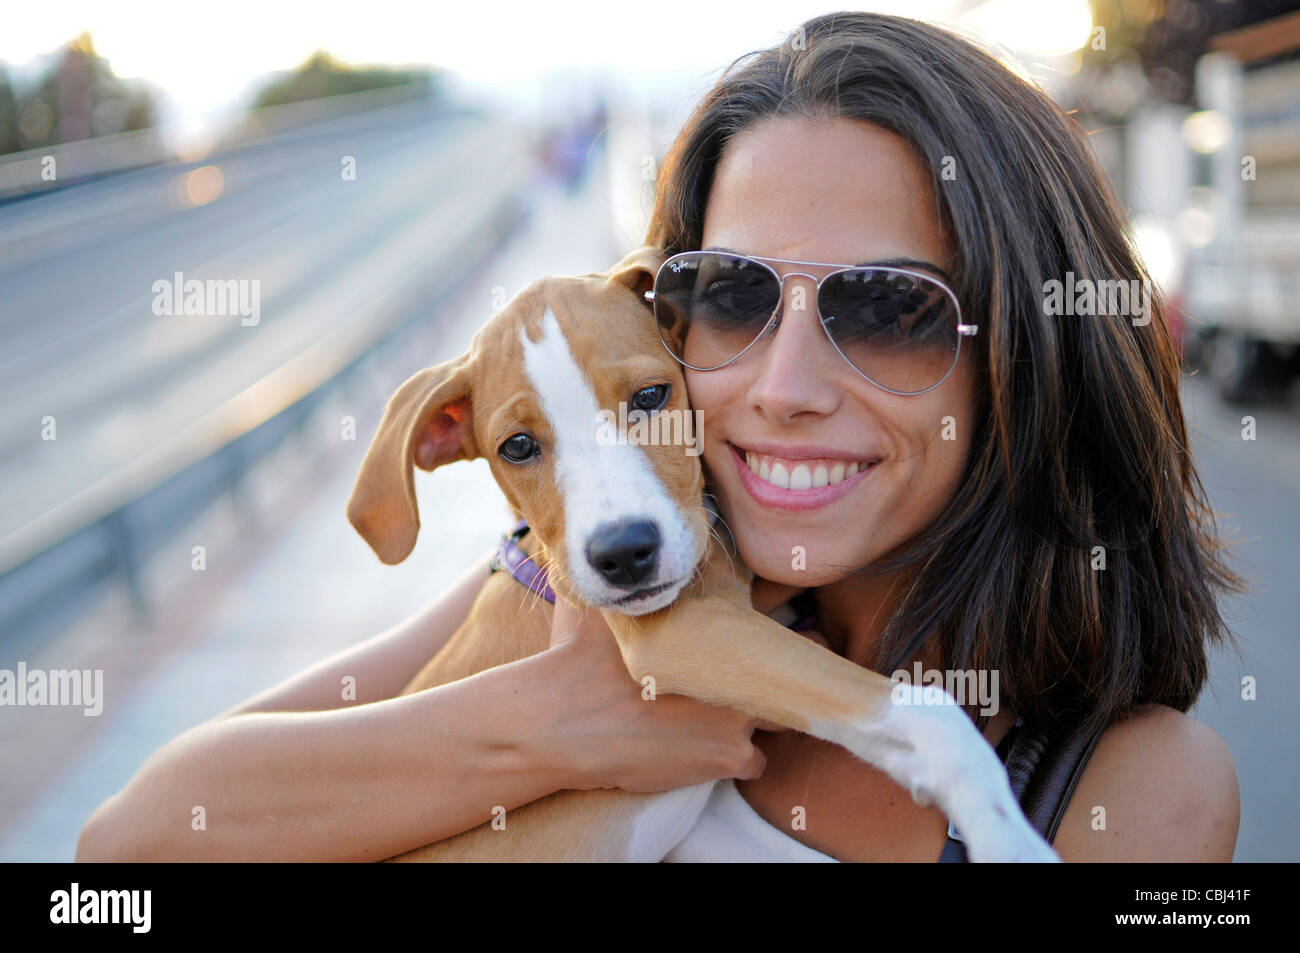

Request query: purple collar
[
  {"left": 489, "top": 498, "right": 726, "bottom": 608},
  {"left": 490, "top": 520, "right": 556, "bottom": 603}
]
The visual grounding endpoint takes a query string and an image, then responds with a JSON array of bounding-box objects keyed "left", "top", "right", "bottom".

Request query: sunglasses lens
[
  {"left": 652, "top": 252, "right": 780, "bottom": 369},
  {"left": 650, "top": 253, "right": 964, "bottom": 393},
  {"left": 819, "top": 269, "right": 961, "bottom": 393}
]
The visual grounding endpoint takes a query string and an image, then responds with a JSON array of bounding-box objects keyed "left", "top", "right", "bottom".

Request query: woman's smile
[{"left": 726, "top": 440, "right": 879, "bottom": 511}]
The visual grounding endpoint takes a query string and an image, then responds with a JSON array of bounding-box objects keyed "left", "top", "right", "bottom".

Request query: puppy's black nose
[{"left": 586, "top": 520, "right": 660, "bottom": 588}]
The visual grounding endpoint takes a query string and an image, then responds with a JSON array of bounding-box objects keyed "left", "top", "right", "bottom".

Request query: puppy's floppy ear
[
  {"left": 347, "top": 357, "right": 478, "bottom": 565},
  {"left": 606, "top": 244, "right": 666, "bottom": 302},
  {"left": 609, "top": 244, "right": 686, "bottom": 352}
]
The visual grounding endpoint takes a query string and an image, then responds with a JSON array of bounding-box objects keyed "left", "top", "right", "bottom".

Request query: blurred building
[
  {"left": 1184, "top": 11, "right": 1300, "bottom": 402},
  {"left": 1061, "top": 1, "right": 1299, "bottom": 402}
]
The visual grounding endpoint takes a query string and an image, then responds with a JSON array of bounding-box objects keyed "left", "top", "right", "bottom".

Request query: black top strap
[
  {"left": 1019, "top": 719, "right": 1109, "bottom": 844},
  {"left": 937, "top": 717, "right": 1108, "bottom": 862}
]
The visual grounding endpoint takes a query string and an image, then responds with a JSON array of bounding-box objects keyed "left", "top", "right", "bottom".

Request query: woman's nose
[{"left": 744, "top": 275, "right": 842, "bottom": 419}]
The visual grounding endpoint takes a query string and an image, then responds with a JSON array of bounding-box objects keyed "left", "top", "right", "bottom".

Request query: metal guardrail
[
  {"left": 0, "top": 81, "right": 460, "bottom": 202},
  {"left": 0, "top": 120, "right": 534, "bottom": 638},
  {"left": 0, "top": 126, "right": 172, "bottom": 202}
]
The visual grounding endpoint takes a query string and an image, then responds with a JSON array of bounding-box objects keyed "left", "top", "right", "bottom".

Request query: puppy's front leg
[{"left": 603, "top": 598, "right": 1059, "bottom": 862}]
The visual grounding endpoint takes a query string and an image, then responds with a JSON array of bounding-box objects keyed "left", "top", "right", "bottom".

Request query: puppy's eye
[
  {"left": 499, "top": 433, "right": 539, "bottom": 463},
  {"left": 631, "top": 384, "right": 669, "bottom": 412}
]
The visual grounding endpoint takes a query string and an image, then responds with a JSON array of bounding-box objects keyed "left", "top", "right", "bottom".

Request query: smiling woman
[{"left": 643, "top": 10, "right": 1247, "bottom": 862}]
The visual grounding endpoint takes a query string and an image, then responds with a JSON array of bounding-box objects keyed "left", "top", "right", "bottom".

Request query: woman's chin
[{"left": 734, "top": 538, "right": 855, "bottom": 588}]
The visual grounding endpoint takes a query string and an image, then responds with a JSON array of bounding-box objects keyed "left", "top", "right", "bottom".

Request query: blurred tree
[
  {"left": 0, "top": 72, "right": 18, "bottom": 156},
  {"left": 1, "top": 32, "right": 156, "bottom": 156},
  {"left": 1081, "top": 0, "right": 1299, "bottom": 113},
  {"left": 250, "top": 50, "right": 441, "bottom": 110},
  {"left": 1134, "top": 0, "right": 1296, "bottom": 103}
]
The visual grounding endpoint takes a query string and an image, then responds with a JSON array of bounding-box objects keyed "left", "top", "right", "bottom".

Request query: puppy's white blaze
[
  {"left": 519, "top": 308, "right": 697, "bottom": 611},
  {"left": 809, "top": 686, "right": 1059, "bottom": 862}
]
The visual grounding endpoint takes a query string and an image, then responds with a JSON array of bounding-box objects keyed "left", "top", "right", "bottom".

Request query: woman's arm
[
  {"left": 74, "top": 647, "right": 585, "bottom": 862},
  {"left": 75, "top": 549, "right": 580, "bottom": 862}
]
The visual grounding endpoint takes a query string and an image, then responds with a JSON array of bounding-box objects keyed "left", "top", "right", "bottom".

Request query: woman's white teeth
[{"left": 743, "top": 450, "right": 868, "bottom": 490}]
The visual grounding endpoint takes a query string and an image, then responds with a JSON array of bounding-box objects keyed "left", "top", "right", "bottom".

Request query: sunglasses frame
[{"left": 644, "top": 250, "right": 978, "bottom": 396}]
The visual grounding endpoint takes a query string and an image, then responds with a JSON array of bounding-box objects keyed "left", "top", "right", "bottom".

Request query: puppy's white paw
[
  {"left": 957, "top": 807, "right": 1061, "bottom": 863},
  {"left": 817, "top": 687, "right": 1061, "bottom": 863}
]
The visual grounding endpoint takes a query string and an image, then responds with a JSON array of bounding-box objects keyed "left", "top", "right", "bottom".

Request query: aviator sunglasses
[{"left": 644, "top": 250, "right": 977, "bottom": 396}]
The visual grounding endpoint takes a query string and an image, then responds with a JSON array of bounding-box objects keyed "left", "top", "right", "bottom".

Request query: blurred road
[
  {"left": 0, "top": 99, "right": 528, "bottom": 556},
  {"left": 1180, "top": 376, "right": 1300, "bottom": 864}
]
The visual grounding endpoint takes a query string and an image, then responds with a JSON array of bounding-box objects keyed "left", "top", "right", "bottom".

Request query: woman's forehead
[{"left": 702, "top": 116, "right": 953, "bottom": 275}]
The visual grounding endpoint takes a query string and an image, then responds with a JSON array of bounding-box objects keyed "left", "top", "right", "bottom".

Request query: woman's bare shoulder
[{"left": 1051, "top": 703, "right": 1240, "bottom": 862}]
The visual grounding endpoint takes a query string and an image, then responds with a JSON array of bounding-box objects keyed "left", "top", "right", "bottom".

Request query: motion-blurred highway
[{"left": 0, "top": 98, "right": 528, "bottom": 583}]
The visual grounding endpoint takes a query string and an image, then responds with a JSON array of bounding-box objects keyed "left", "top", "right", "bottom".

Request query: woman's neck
[{"left": 814, "top": 566, "right": 936, "bottom": 671}]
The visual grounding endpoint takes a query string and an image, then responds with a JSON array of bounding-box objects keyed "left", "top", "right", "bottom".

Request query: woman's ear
[{"left": 347, "top": 357, "right": 479, "bottom": 565}]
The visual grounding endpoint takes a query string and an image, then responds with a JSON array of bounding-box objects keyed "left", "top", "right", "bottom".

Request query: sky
[{"left": 1, "top": 0, "right": 1095, "bottom": 128}]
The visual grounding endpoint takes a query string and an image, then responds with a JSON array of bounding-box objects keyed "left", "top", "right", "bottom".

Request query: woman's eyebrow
[
  {"left": 702, "top": 246, "right": 953, "bottom": 283},
  {"left": 864, "top": 257, "right": 954, "bottom": 283}
]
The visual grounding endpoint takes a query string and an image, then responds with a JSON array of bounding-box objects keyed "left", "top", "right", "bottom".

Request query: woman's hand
[
  {"left": 545, "top": 596, "right": 773, "bottom": 792},
  {"left": 542, "top": 581, "right": 832, "bottom": 793}
]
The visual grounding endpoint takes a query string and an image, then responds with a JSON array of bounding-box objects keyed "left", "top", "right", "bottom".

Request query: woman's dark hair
[{"left": 646, "top": 10, "right": 1247, "bottom": 741}]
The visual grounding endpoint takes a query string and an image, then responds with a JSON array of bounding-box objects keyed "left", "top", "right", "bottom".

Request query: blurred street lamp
[
  {"left": 1131, "top": 214, "right": 1180, "bottom": 291},
  {"left": 1182, "top": 108, "right": 1233, "bottom": 152}
]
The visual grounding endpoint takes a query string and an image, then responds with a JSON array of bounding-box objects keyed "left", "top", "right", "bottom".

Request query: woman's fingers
[{"left": 551, "top": 587, "right": 832, "bottom": 744}]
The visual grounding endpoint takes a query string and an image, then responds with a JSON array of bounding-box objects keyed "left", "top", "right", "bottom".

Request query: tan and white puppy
[{"left": 347, "top": 245, "right": 1059, "bottom": 862}]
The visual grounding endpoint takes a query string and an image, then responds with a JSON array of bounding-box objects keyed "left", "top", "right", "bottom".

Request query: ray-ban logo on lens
[
  {"left": 152, "top": 271, "right": 261, "bottom": 326},
  {"left": 595, "top": 403, "right": 704, "bottom": 456}
]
